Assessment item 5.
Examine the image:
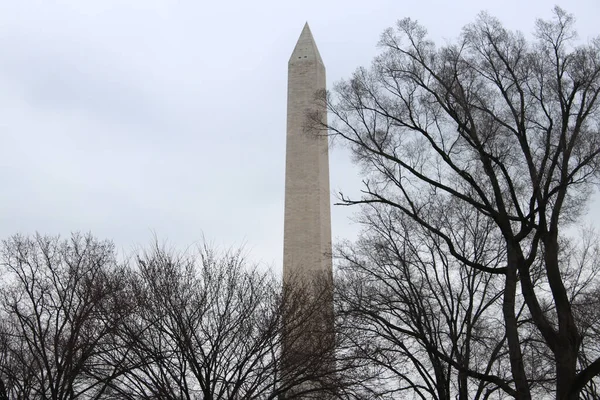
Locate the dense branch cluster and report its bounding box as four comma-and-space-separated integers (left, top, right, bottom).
0, 234, 349, 400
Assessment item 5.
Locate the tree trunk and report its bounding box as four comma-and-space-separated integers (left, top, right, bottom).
556, 351, 578, 400
544, 232, 582, 400
505, 247, 531, 400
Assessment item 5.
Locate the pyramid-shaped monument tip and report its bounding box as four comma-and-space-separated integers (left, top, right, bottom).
289, 22, 324, 66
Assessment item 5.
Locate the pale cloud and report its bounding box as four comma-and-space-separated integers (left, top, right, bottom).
0, 0, 598, 266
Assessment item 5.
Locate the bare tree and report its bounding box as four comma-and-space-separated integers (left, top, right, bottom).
336, 201, 515, 400
111, 243, 344, 400
0, 233, 130, 400
318, 7, 600, 400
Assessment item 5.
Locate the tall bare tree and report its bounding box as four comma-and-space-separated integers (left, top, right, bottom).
318, 7, 600, 400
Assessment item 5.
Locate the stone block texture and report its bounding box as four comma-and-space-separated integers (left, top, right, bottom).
283, 23, 332, 284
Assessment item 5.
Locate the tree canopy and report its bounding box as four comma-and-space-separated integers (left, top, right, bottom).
320, 7, 600, 400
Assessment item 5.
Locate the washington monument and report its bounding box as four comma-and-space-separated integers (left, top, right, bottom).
283, 23, 332, 286
282, 23, 334, 395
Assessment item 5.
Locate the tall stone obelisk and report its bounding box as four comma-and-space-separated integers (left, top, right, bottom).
283, 23, 332, 284
282, 23, 334, 397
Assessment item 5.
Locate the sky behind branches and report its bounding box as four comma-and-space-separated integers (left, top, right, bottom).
1, 0, 598, 267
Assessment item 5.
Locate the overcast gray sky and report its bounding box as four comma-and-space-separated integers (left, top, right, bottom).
1, 0, 598, 267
